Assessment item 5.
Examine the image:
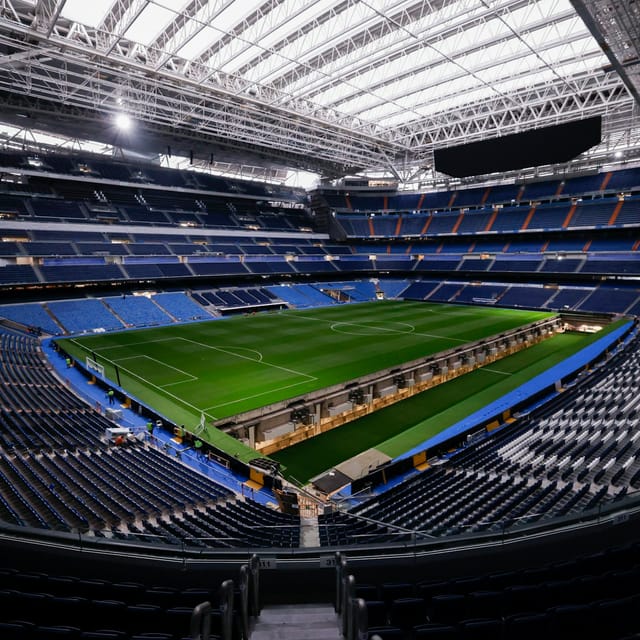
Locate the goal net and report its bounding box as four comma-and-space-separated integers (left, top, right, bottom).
86, 357, 105, 380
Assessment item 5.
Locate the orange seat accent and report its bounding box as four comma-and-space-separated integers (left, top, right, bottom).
521, 205, 537, 230
608, 199, 624, 226
451, 211, 465, 234
562, 203, 577, 228
485, 208, 499, 232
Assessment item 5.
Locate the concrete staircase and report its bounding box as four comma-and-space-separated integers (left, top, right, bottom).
299, 514, 321, 547
250, 603, 342, 640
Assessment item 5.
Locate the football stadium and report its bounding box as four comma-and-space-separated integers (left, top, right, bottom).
0, 1, 639, 639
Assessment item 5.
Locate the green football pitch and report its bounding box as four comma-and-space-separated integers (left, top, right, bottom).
57, 300, 554, 466
271, 325, 623, 483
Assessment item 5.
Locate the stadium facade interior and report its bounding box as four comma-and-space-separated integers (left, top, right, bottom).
0, 1, 640, 639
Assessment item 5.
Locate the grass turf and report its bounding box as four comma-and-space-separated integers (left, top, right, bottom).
57, 300, 553, 463
270, 320, 626, 483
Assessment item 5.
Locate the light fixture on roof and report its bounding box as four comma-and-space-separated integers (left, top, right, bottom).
114, 113, 132, 131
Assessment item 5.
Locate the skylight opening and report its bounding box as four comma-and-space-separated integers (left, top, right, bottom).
294, 7, 524, 111
330, 60, 476, 117
310, 43, 440, 108
370, 83, 500, 129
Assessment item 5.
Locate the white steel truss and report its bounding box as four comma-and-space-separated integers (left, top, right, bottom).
0, 0, 637, 181
571, 0, 640, 105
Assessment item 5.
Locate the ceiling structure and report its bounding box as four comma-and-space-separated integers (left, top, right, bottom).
0, 0, 638, 187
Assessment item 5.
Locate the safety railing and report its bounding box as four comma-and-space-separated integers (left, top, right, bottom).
237, 553, 261, 639
190, 600, 212, 639
219, 578, 235, 640
336, 553, 370, 640
184, 554, 260, 640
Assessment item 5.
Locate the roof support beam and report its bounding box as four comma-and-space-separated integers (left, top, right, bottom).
0, 48, 41, 68
396, 74, 634, 150
31, 0, 66, 37
571, 0, 640, 107
97, 0, 148, 55
0, 0, 635, 181
150, 0, 235, 72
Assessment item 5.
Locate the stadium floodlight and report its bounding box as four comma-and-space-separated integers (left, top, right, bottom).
114, 113, 132, 131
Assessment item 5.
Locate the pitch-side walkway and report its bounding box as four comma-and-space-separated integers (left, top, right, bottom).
41, 337, 280, 507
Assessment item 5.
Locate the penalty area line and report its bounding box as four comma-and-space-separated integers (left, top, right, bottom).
203, 378, 317, 414
67, 339, 211, 425
177, 337, 316, 381
87, 337, 179, 352
115, 355, 198, 385
87, 354, 208, 422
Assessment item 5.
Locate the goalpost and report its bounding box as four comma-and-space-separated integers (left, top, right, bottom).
86, 357, 105, 381
195, 412, 207, 435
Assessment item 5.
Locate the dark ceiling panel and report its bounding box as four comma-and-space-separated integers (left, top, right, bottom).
434, 116, 602, 178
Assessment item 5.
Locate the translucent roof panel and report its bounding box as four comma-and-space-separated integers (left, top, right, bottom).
242, 0, 374, 84
60, 0, 115, 29
216, 0, 337, 75
176, 0, 262, 61
57, 0, 608, 136
277, 1, 490, 99
9, 0, 635, 177
175, 25, 219, 61
287, 0, 609, 132
124, 0, 192, 47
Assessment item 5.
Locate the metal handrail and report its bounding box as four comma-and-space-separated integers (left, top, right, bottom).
343, 575, 373, 640
249, 552, 261, 618
353, 597, 368, 640
238, 563, 250, 640
341, 573, 355, 638
335, 551, 346, 613
219, 578, 235, 640
237, 554, 261, 639
190, 600, 212, 640
2, 485, 639, 559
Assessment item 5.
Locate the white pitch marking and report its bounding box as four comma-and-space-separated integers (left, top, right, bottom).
88, 337, 179, 352
85, 352, 207, 418
291, 311, 469, 342
330, 321, 415, 335
203, 379, 316, 413
106, 355, 198, 387
176, 337, 316, 380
